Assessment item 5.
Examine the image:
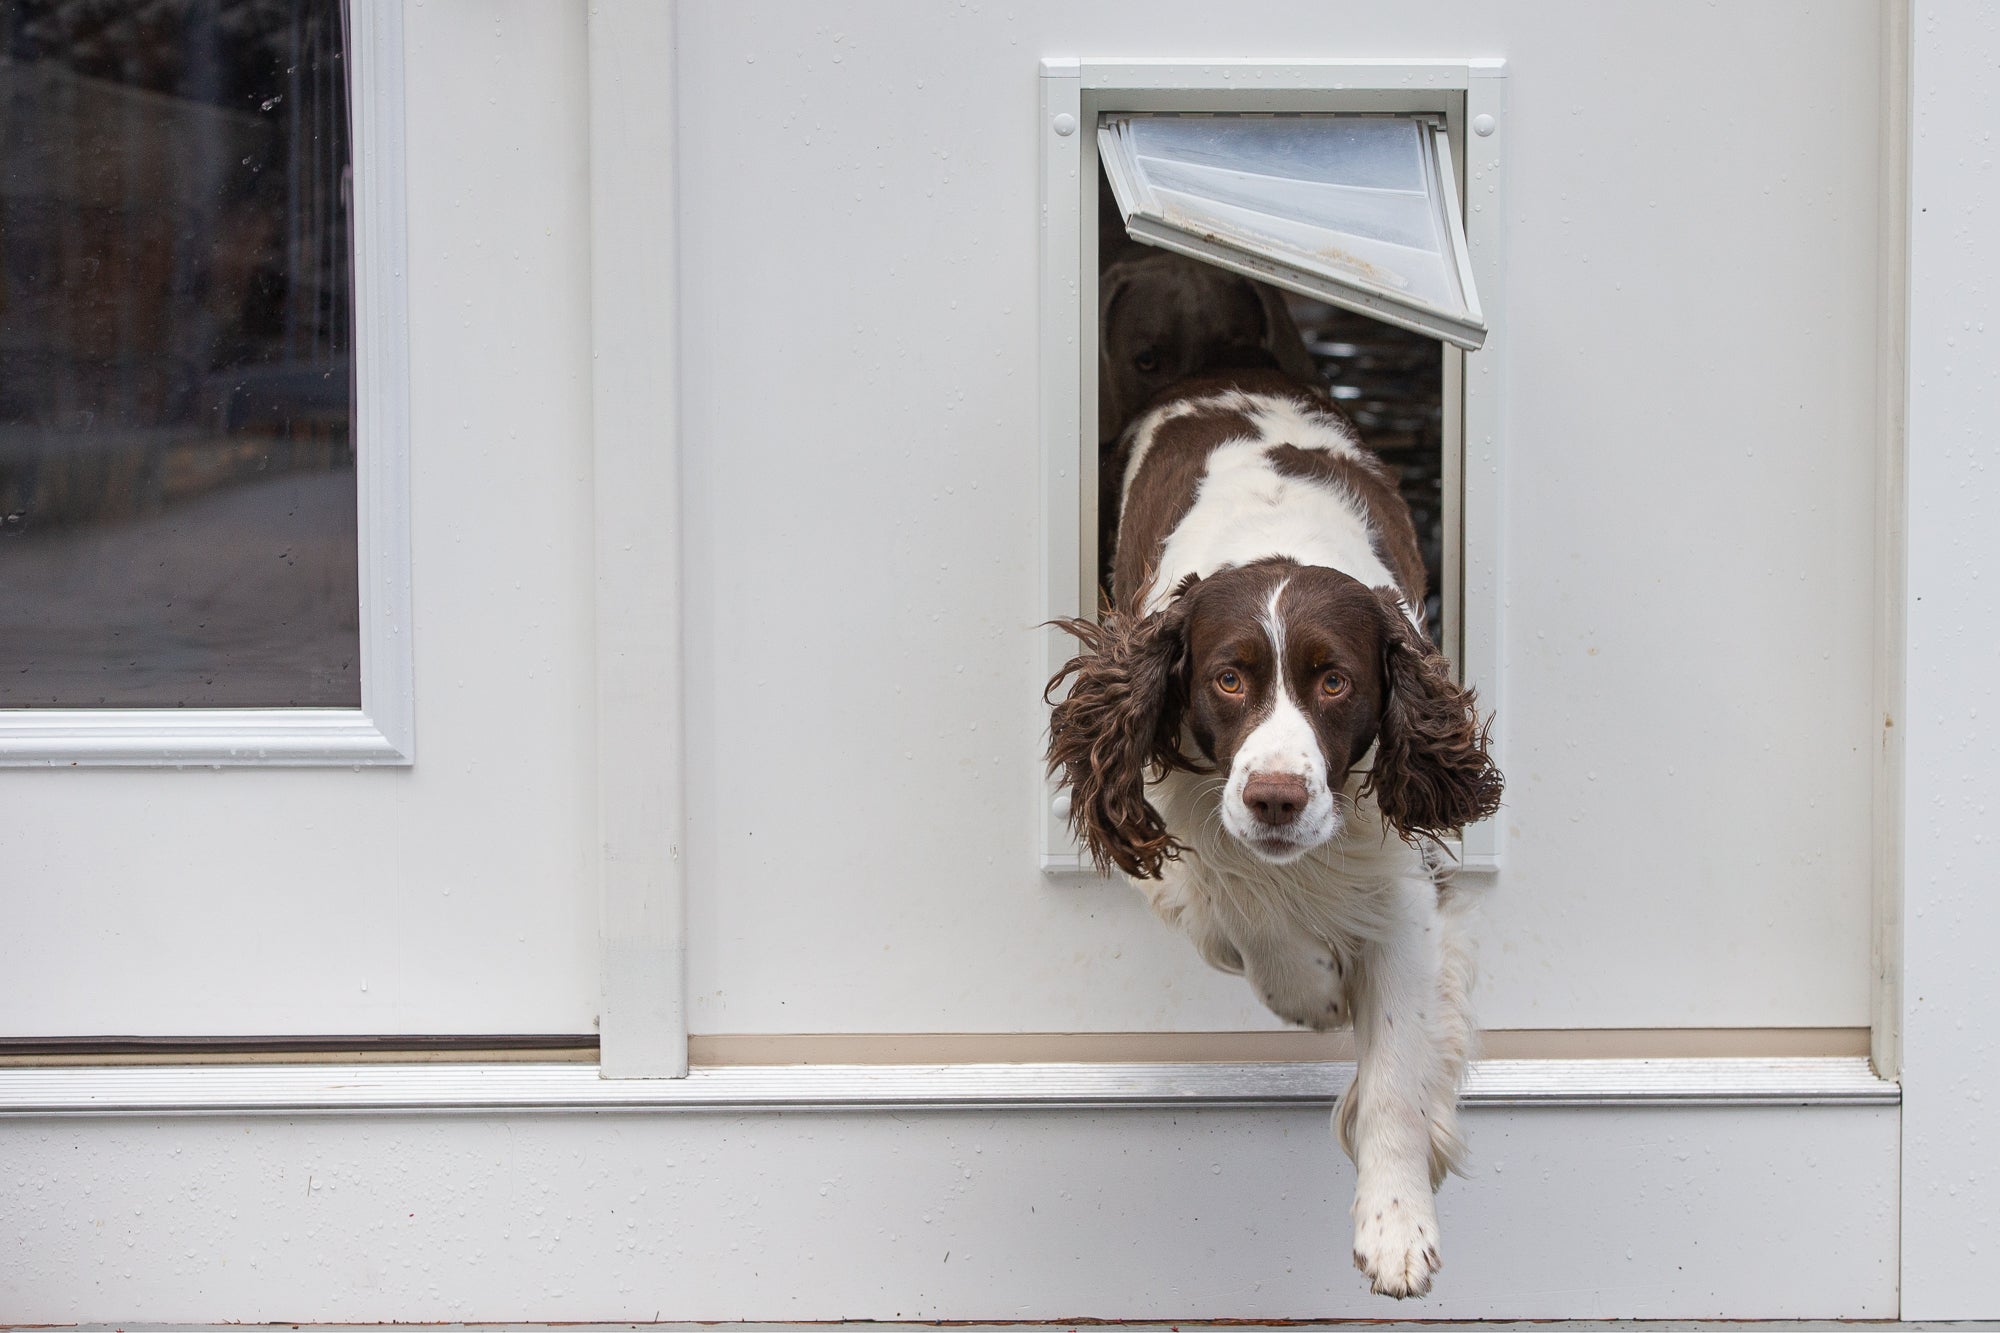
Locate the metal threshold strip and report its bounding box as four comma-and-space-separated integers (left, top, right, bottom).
0, 1056, 1895, 1116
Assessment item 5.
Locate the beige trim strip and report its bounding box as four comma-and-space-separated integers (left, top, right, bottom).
689, 1028, 1870, 1067
0, 1029, 1869, 1070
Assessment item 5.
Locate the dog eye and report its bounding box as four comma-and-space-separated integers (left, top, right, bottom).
1215, 669, 1244, 695
1134, 349, 1160, 373
1319, 672, 1347, 698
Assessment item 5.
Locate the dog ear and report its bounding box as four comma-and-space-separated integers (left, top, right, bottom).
1044, 588, 1198, 879
1362, 589, 1504, 841
1251, 281, 1323, 386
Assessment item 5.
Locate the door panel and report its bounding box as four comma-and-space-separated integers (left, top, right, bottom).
677, 0, 1884, 1036
0, 0, 601, 1038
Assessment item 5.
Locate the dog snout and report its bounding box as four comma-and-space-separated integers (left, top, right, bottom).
1242, 772, 1310, 827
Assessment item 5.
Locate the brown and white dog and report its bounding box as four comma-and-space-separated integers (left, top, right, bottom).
1047, 368, 1502, 1299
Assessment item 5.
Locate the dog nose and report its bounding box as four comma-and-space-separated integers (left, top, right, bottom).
1242, 772, 1310, 827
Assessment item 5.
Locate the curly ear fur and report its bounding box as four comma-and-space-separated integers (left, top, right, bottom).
1044, 596, 1196, 879
1362, 592, 1504, 840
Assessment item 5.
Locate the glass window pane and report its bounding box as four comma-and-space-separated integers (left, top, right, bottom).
1100, 113, 1485, 349
0, 0, 359, 708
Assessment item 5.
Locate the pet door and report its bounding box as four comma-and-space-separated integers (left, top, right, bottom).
1098, 113, 1487, 349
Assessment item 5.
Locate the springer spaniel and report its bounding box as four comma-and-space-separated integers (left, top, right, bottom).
1046, 368, 1502, 1299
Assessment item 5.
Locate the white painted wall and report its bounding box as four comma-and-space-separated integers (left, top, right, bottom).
0, 0, 602, 1036
677, 0, 1886, 1035
0, 1103, 1896, 1322
1901, 1, 2000, 1319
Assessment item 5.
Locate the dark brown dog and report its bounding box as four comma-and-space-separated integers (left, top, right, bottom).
1098, 248, 1321, 448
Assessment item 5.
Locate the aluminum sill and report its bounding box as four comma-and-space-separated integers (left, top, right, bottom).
0, 1056, 1895, 1117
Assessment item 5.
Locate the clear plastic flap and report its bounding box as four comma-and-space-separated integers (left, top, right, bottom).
1099, 113, 1486, 349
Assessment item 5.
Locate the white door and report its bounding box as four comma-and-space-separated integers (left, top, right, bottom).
0, 0, 603, 1041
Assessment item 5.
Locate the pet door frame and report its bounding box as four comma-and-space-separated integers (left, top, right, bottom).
1038, 58, 1509, 875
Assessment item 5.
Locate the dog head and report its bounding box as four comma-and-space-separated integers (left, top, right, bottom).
1046, 560, 1501, 878
1098, 250, 1321, 445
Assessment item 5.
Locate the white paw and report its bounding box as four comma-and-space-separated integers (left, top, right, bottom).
1351, 1194, 1440, 1299
1263, 987, 1347, 1031
1249, 950, 1348, 1030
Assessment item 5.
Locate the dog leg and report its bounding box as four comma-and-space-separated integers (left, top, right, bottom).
1341, 875, 1458, 1299
1236, 926, 1349, 1031
1134, 857, 1245, 975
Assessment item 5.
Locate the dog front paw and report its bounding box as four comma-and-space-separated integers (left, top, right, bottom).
1249, 951, 1348, 1030
1264, 989, 1347, 1031
1351, 1195, 1440, 1299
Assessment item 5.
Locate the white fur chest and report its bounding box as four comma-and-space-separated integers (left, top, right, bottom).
1148, 765, 1425, 955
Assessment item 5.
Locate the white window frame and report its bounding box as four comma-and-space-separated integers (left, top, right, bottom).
1038, 59, 1509, 875
0, 0, 416, 769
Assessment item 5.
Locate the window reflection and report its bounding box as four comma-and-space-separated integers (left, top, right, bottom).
0, 0, 358, 707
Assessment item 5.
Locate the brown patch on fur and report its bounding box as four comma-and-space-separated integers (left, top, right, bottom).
1044, 588, 1201, 879
1264, 443, 1429, 614
1361, 587, 1504, 839
1107, 370, 1375, 612
1107, 402, 1255, 611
